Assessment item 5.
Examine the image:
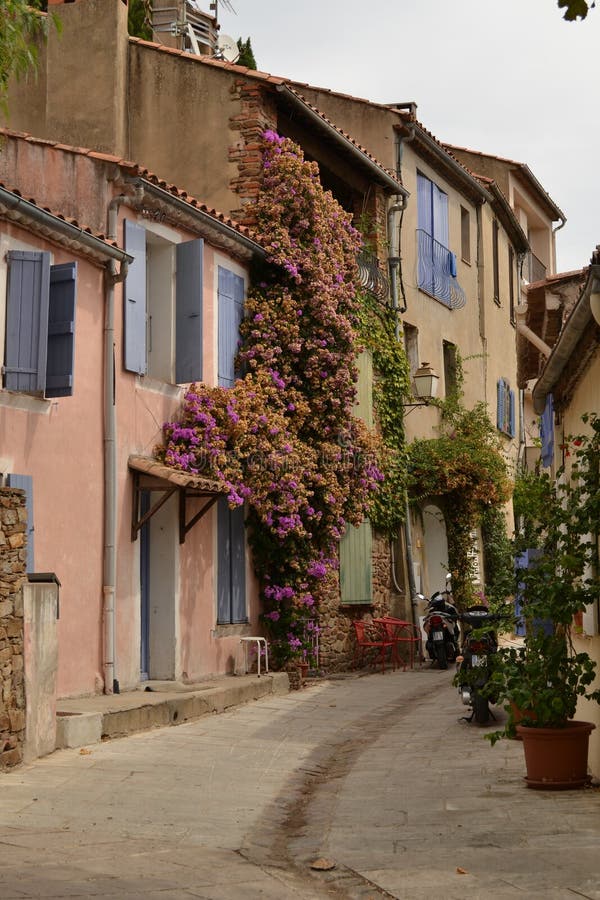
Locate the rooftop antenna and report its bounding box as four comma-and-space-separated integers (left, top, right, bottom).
209, 0, 237, 22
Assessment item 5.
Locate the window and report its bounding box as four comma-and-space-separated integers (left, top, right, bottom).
339, 520, 373, 605
497, 378, 515, 437
3, 251, 76, 397
460, 206, 470, 264
6, 474, 34, 572
217, 265, 245, 386
217, 498, 247, 624
508, 246, 515, 325
403, 323, 419, 380
443, 340, 458, 398
123, 220, 204, 383
416, 173, 458, 307
492, 219, 500, 304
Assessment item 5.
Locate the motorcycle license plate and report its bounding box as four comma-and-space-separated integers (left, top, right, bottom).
433, 630, 443, 641
471, 654, 483, 666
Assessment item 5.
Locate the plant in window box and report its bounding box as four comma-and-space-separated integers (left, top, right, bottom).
486, 414, 600, 789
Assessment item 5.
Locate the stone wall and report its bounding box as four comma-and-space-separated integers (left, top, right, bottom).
0, 488, 27, 768
319, 532, 398, 672
228, 79, 278, 226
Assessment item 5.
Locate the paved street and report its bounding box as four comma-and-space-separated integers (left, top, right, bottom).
1, 667, 599, 899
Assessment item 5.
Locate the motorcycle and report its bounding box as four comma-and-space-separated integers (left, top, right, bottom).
456, 605, 499, 724
421, 583, 460, 670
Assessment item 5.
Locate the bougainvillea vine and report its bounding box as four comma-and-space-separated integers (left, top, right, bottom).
160, 132, 383, 666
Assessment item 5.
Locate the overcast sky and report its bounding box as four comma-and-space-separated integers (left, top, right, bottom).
216, 0, 598, 274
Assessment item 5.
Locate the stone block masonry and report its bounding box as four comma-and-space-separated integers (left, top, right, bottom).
0, 488, 27, 768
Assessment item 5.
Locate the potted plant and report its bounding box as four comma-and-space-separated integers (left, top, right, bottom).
487, 414, 600, 789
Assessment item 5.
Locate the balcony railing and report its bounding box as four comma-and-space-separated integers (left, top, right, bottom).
417, 230, 466, 310
356, 250, 390, 303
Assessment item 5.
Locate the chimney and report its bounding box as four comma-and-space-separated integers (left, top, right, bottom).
151, 1, 218, 55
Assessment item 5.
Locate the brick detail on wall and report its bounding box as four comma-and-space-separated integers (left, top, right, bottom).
318, 531, 395, 672
0, 488, 27, 769
228, 79, 278, 226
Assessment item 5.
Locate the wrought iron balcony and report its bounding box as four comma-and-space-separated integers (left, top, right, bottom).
356, 250, 390, 303
417, 230, 466, 310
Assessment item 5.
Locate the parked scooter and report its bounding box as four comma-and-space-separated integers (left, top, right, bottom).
456, 605, 499, 724
421, 578, 460, 670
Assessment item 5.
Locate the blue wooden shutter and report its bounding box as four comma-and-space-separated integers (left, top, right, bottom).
497, 378, 505, 431
217, 497, 231, 624
46, 262, 77, 397
417, 174, 432, 234
5, 251, 50, 393
230, 504, 247, 623
509, 389, 515, 438
217, 498, 247, 624
123, 220, 147, 375
176, 238, 203, 384
432, 183, 449, 249
7, 474, 34, 572
218, 266, 245, 387
340, 520, 373, 605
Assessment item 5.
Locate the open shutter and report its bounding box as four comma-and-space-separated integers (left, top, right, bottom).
123, 220, 147, 375
417, 174, 432, 234
230, 504, 247, 623
7, 474, 34, 572
497, 378, 505, 431
509, 389, 516, 438
354, 350, 374, 428
340, 520, 373, 605
176, 238, 203, 383
432, 183, 449, 249
5, 251, 50, 393
46, 262, 77, 397
218, 266, 245, 387
217, 497, 232, 624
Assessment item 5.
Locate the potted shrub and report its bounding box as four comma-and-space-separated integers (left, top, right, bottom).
487, 414, 600, 789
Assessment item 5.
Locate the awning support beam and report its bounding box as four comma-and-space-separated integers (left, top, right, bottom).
179, 491, 220, 544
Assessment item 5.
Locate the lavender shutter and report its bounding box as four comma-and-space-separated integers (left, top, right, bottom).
217, 498, 247, 624
176, 239, 203, 383
218, 266, 245, 387
230, 503, 247, 623
432, 183, 449, 248
217, 497, 232, 623
497, 378, 505, 431
509, 389, 516, 438
417, 174, 432, 233
46, 262, 77, 397
123, 220, 147, 375
7, 474, 34, 572
5, 251, 50, 393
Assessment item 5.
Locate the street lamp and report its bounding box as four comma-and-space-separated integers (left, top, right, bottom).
403, 362, 439, 413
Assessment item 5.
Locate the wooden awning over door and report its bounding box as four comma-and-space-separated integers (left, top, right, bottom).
128, 455, 225, 544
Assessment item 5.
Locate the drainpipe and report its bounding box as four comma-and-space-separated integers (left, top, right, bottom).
103, 191, 137, 694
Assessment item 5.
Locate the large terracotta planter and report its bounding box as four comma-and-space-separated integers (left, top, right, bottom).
516, 720, 596, 790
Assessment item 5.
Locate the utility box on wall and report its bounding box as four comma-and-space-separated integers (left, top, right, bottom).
23, 574, 60, 762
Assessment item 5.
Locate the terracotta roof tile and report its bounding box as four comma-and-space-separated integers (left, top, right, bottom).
0, 179, 116, 248
0, 128, 262, 246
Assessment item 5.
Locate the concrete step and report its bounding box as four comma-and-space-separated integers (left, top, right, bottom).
56, 673, 290, 750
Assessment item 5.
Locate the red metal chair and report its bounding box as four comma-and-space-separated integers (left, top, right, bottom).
352, 620, 396, 673
376, 617, 423, 670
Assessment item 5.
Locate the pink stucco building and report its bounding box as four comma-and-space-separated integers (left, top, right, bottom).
0, 131, 265, 697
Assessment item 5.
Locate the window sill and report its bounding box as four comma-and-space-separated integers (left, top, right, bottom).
213, 623, 252, 637
135, 376, 185, 399
0, 390, 51, 415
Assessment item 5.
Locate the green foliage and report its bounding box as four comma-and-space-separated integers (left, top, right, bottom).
558, 0, 594, 20
237, 36, 257, 69
0, 0, 59, 117
128, 0, 152, 40
481, 506, 514, 612
488, 413, 600, 742
408, 376, 511, 608
356, 293, 410, 536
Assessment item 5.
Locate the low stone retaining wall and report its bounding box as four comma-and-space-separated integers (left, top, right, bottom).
0, 488, 27, 768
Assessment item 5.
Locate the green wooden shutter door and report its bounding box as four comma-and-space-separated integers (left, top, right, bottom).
354, 351, 373, 428
340, 520, 373, 605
